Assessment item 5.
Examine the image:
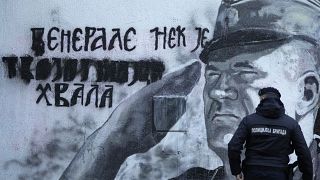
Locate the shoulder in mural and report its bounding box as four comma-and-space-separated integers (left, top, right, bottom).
1, 0, 320, 180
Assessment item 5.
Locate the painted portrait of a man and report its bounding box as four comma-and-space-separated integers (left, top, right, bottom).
201, 0, 320, 179
60, 0, 320, 179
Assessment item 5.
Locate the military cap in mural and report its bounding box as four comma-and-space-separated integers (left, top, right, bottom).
200, 0, 320, 63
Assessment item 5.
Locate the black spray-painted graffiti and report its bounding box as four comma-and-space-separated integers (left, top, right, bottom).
2, 57, 165, 108
1, 26, 170, 108
1, 26, 212, 108
31, 26, 210, 55
2, 57, 165, 84
36, 83, 113, 108
1, 25, 210, 109
150, 26, 209, 51
31, 27, 137, 55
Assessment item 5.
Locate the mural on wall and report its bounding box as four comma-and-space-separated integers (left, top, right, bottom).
1, 0, 320, 180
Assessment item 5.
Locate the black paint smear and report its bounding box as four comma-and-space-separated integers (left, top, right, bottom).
79, 59, 91, 82
84, 27, 96, 51
36, 58, 51, 80
72, 28, 83, 51
61, 30, 71, 53
70, 83, 84, 106
99, 85, 113, 108
36, 83, 52, 106
115, 61, 129, 84
52, 58, 62, 82
91, 28, 106, 51
128, 61, 150, 85
85, 85, 99, 107
150, 27, 166, 50
2, 57, 165, 86
35, 83, 114, 108
124, 27, 136, 51
63, 59, 78, 82
80, 59, 105, 82
150, 26, 186, 50
20, 56, 34, 82
2, 56, 18, 78
31, 28, 45, 56
108, 28, 122, 50
47, 27, 59, 51
149, 61, 165, 83
55, 83, 69, 107
103, 60, 117, 82
128, 60, 165, 86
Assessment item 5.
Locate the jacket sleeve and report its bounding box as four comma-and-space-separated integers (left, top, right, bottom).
291, 123, 313, 180
228, 118, 248, 175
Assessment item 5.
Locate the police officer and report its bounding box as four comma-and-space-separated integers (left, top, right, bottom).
228, 87, 313, 180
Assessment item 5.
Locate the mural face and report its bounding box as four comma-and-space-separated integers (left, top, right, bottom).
203, 39, 320, 178
199, 0, 320, 177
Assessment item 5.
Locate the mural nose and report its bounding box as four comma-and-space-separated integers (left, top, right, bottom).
208, 73, 238, 100
209, 88, 238, 100
225, 88, 238, 100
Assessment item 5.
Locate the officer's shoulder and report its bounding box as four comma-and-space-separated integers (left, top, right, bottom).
245, 113, 259, 119
282, 114, 299, 128
282, 114, 297, 122
242, 113, 257, 122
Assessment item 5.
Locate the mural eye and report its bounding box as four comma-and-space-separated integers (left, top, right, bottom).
205, 70, 221, 82
238, 71, 258, 81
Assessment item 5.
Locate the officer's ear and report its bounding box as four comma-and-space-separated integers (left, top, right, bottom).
296, 72, 320, 116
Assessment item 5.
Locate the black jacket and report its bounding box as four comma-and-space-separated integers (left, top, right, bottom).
228, 97, 313, 180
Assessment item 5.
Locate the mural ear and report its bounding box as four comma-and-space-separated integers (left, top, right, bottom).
296, 72, 320, 116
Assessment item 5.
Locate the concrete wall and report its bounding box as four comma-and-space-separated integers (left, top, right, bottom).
0, 0, 319, 179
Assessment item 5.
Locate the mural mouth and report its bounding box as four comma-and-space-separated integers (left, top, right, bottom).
207, 114, 240, 149
206, 101, 242, 124
209, 113, 241, 135
211, 113, 240, 122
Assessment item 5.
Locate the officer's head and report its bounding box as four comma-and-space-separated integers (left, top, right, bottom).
200, 0, 320, 157
258, 87, 281, 100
